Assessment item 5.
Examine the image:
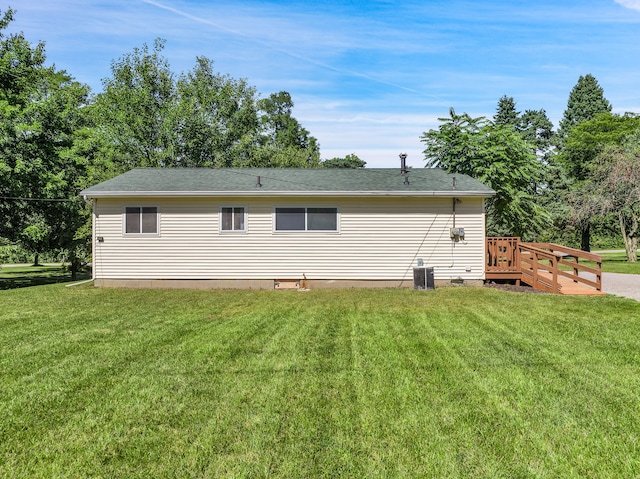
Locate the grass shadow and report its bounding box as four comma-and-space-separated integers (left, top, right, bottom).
0, 265, 91, 290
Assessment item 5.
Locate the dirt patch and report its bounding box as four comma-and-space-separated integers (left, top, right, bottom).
483, 281, 548, 294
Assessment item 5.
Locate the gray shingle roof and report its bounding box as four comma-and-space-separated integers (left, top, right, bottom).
81, 168, 495, 197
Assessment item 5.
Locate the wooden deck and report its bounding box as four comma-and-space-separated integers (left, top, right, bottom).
486, 237, 604, 295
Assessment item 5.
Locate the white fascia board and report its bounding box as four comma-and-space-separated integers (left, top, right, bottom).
83, 190, 495, 198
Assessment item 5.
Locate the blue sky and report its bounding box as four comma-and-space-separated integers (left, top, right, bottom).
9, 0, 640, 167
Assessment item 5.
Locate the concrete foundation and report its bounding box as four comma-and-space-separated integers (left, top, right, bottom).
94, 278, 484, 290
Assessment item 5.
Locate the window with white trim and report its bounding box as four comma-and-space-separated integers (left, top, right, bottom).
220, 206, 246, 232
124, 206, 158, 234
274, 207, 338, 231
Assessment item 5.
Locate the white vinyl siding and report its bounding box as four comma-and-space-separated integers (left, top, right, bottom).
93, 196, 487, 282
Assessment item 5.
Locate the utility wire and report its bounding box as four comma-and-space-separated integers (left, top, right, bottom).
0, 196, 82, 202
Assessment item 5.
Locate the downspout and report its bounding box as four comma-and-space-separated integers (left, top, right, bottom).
452, 197, 456, 228
92, 197, 96, 281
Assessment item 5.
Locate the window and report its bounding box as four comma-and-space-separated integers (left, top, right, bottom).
274, 207, 338, 231
124, 207, 158, 234
220, 207, 246, 232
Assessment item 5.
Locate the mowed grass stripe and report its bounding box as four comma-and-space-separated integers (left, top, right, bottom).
421, 291, 640, 477
1, 285, 639, 477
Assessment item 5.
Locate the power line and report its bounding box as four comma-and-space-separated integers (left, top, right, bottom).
0, 196, 82, 202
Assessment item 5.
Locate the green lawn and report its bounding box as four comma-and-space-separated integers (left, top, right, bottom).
596, 252, 640, 274
0, 265, 91, 289
1, 285, 639, 478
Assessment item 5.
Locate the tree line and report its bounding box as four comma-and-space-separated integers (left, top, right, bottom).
0, 8, 363, 274
421, 76, 640, 262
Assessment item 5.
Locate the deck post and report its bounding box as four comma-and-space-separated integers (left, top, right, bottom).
551, 255, 559, 293
515, 241, 521, 286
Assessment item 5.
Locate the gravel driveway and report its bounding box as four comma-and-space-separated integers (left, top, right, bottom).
602, 272, 640, 302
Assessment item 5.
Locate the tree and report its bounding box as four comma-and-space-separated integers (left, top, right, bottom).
518, 109, 554, 158
557, 74, 613, 251
587, 130, 640, 261
321, 154, 366, 168
0, 8, 91, 276
257, 91, 320, 167
421, 108, 549, 239
493, 97, 554, 158
90, 42, 320, 172
559, 112, 640, 251
92, 38, 178, 172
176, 56, 259, 167
558, 74, 612, 140
494, 95, 519, 127
560, 113, 640, 180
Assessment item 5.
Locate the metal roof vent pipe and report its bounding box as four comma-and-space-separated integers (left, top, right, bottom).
399, 152, 408, 175
256, 176, 263, 187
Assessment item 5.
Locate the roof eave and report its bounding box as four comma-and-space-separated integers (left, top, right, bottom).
81, 190, 496, 198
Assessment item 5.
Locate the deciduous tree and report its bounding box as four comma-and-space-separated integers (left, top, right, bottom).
0, 8, 91, 276
176, 56, 259, 167
587, 130, 640, 261
257, 91, 320, 167
421, 108, 549, 239
92, 38, 178, 171
321, 154, 366, 168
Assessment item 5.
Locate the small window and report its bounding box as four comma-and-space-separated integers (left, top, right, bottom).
221, 207, 246, 232
125, 207, 158, 234
274, 207, 338, 232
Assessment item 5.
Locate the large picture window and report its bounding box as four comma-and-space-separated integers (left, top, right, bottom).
124, 206, 158, 234
274, 207, 338, 231
220, 206, 246, 232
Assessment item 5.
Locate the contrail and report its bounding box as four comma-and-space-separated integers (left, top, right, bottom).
142, 0, 440, 99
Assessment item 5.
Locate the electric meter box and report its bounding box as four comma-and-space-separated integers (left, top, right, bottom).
450, 227, 465, 240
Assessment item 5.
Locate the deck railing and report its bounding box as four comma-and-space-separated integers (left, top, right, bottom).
520, 242, 602, 293
486, 237, 602, 294
486, 237, 521, 273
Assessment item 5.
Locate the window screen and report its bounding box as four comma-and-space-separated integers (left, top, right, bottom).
275, 207, 337, 231
221, 207, 246, 231
125, 207, 158, 234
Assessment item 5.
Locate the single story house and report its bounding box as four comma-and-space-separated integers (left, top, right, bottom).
80, 167, 495, 289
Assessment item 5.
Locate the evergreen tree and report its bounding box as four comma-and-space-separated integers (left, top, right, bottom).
494, 95, 519, 127
558, 74, 611, 140
518, 109, 554, 158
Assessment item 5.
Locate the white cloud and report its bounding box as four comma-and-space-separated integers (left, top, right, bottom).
614, 0, 640, 11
